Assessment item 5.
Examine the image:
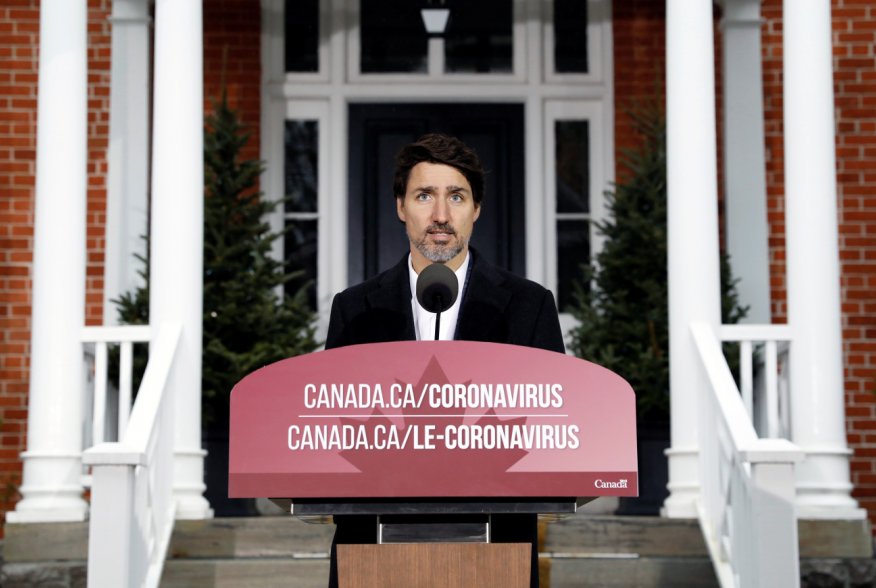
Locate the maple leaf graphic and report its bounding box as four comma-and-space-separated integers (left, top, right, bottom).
336, 355, 529, 493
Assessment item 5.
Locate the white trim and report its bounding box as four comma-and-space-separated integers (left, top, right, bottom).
274, 82, 612, 100
103, 0, 151, 325
722, 0, 771, 323
262, 0, 285, 85
524, 0, 545, 285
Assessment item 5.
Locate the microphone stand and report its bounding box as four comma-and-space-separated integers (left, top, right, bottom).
434, 295, 443, 340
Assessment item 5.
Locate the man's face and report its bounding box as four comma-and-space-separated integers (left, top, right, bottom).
397, 162, 481, 272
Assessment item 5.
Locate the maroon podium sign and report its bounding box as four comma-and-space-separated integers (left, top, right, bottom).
229, 342, 637, 499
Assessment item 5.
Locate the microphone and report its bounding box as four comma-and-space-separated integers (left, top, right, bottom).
416, 263, 459, 340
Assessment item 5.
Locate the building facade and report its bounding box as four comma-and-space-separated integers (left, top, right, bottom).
1, 0, 875, 535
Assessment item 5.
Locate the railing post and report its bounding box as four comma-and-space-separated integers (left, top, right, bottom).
748, 460, 800, 587
87, 463, 136, 587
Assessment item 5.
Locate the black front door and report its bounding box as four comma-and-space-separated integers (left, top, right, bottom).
348, 103, 525, 283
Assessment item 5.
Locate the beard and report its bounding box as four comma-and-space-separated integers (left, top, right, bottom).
410, 222, 468, 263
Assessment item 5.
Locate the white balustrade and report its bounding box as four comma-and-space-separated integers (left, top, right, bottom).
692, 322, 802, 588
83, 322, 180, 588
81, 325, 151, 450
719, 324, 792, 439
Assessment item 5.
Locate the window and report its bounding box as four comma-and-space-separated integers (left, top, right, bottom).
545, 101, 607, 316
284, 120, 319, 309
350, 0, 525, 79
545, 0, 607, 82
555, 120, 590, 311
360, 0, 428, 73
444, 0, 513, 74
553, 0, 588, 73
285, 0, 320, 73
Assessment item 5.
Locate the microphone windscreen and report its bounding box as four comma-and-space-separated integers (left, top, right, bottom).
416, 263, 459, 313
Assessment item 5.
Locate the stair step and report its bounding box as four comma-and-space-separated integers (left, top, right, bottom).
162, 558, 329, 588
167, 516, 333, 559
542, 515, 709, 557
2, 515, 871, 587
545, 557, 718, 588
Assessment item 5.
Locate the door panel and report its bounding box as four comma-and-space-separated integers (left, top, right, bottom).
348, 103, 525, 283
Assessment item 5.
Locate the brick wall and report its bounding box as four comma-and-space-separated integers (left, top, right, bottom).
612, 0, 666, 176
761, 1, 788, 323
203, 0, 262, 164
0, 0, 39, 536
86, 0, 111, 326
831, 0, 876, 526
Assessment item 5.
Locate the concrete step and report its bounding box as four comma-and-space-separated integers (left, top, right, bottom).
160, 515, 721, 588
162, 516, 333, 587
540, 515, 716, 587
1, 514, 872, 587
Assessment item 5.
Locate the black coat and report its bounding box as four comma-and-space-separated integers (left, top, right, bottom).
326, 249, 565, 353
325, 250, 563, 588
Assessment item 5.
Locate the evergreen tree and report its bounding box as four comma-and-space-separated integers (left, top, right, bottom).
567, 102, 746, 422
114, 92, 318, 424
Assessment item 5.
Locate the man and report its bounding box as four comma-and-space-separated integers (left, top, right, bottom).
326, 133, 564, 587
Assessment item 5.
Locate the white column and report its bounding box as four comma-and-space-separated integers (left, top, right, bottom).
722, 0, 771, 324
9, 0, 89, 523
103, 0, 151, 325
151, 0, 212, 519
664, 0, 722, 518
783, 0, 864, 519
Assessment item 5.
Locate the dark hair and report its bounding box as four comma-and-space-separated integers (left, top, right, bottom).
393, 133, 485, 206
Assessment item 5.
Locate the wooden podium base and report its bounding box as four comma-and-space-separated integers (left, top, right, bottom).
337, 543, 530, 588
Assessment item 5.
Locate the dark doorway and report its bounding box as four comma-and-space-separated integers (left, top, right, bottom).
348, 103, 525, 283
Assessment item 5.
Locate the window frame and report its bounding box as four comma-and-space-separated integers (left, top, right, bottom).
544, 100, 608, 331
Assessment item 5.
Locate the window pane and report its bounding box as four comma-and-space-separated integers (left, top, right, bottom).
285, 121, 318, 214
361, 0, 428, 73
555, 120, 590, 214
557, 220, 590, 313
445, 0, 513, 74
285, 0, 319, 73
554, 0, 588, 73
285, 220, 318, 310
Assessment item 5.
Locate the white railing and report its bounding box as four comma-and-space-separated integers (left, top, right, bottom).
82, 322, 180, 588
719, 324, 792, 440
691, 322, 803, 588
82, 325, 152, 451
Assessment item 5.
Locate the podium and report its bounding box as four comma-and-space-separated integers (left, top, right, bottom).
229, 341, 638, 586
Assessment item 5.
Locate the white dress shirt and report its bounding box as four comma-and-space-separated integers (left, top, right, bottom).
408, 252, 470, 341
